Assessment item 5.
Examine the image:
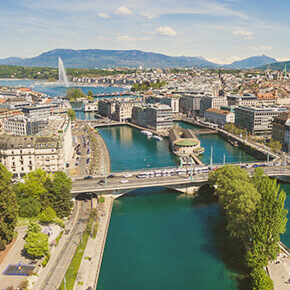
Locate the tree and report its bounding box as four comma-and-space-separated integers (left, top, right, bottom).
24, 232, 49, 258
39, 207, 56, 223
0, 164, 18, 250
246, 169, 288, 268
250, 267, 273, 290
67, 108, 76, 121
66, 87, 85, 101
268, 139, 282, 153
28, 221, 42, 234
87, 90, 94, 100
18, 196, 42, 218
51, 171, 73, 218
16, 169, 48, 200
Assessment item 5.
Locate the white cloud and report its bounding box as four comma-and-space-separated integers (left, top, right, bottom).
116, 35, 150, 41
141, 12, 157, 19
156, 26, 177, 37
98, 12, 110, 18
250, 46, 272, 50
232, 30, 253, 40
115, 7, 134, 16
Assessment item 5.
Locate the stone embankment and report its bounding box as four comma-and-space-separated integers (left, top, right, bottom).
87, 125, 111, 175
74, 196, 114, 290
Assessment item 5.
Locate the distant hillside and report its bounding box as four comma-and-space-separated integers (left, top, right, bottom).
0, 49, 218, 69
224, 54, 277, 69
258, 61, 290, 70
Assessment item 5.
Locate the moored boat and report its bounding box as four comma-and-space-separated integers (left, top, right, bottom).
152, 135, 163, 141
141, 130, 153, 137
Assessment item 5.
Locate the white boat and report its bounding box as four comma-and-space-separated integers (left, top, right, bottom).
152, 135, 163, 141
140, 130, 153, 137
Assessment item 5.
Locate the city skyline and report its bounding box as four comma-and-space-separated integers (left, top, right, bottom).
0, 0, 289, 64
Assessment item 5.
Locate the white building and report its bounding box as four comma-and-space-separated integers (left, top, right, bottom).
235, 105, 287, 135
0, 135, 65, 178
205, 108, 235, 125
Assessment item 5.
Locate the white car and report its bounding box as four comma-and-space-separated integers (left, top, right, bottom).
120, 179, 129, 184
123, 173, 133, 178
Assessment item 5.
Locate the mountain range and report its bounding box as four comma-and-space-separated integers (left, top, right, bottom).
0, 49, 280, 69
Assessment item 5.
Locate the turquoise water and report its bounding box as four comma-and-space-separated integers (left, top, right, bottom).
98, 124, 256, 172
176, 121, 257, 165
98, 126, 177, 172
97, 189, 240, 290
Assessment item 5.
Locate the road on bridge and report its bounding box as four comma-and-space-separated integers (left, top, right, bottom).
71, 165, 290, 195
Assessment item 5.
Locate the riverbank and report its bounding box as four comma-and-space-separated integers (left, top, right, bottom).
74, 196, 114, 289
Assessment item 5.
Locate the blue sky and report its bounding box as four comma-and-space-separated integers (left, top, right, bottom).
0, 0, 289, 63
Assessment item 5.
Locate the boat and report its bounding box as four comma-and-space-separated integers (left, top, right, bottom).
140, 130, 153, 137
152, 135, 163, 141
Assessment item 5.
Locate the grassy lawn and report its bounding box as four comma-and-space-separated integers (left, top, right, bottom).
59, 210, 97, 290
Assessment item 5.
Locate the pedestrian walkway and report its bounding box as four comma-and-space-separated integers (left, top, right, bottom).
74, 196, 114, 290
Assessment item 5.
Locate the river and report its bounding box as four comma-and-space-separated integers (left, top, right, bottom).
96, 124, 267, 289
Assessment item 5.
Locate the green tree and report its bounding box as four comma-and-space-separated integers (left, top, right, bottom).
51, 171, 73, 218
87, 90, 94, 100
16, 169, 48, 200
66, 87, 85, 101
268, 139, 282, 153
67, 108, 76, 121
0, 164, 18, 250
246, 169, 288, 268
39, 207, 56, 223
18, 196, 42, 218
24, 232, 49, 258
28, 221, 42, 234
250, 267, 273, 290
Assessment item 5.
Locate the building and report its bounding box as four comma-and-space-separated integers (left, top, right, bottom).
115, 98, 142, 122
98, 99, 116, 118
199, 96, 228, 116
0, 135, 65, 178
235, 105, 287, 135
272, 111, 290, 148
3, 115, 49, 135
205, 108, 235, 125
147, 104, 173, 133
132, 106, 148, 128
22, 104, 57, 118
227, 94, 259, 106
168, 128, 203, 156
179, 95, 201, 115
0, 109, 24, 132
160, 96, 179, 113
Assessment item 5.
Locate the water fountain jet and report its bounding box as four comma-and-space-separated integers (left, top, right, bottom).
58, 57, 69, 87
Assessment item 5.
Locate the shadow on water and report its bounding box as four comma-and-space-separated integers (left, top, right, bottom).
193, 186, 251, 290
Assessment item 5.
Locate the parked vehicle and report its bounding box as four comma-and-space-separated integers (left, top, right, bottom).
124, 173, 133, 178
107, 174, 116, 178
120, 179, 129, 184
84, 175, 93, 180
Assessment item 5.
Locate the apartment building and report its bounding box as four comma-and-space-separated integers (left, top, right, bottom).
22, 104, 57, 118
205, 108, 235, 125
115, 98, 142, 122
132, 106, 148, 128
0, 135, 64, 178
0, 109, 24, 132
272, 111, 290, 148
235, 105, 287, 135
227, 94, 259, 106
199, 96, 228, 116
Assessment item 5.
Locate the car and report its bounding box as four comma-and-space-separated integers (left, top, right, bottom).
75, 162, 79, 166
120, 179, 129, 184
252, 164, 260, 168
107, 174, 116, 178
76, 156, 80, 160
71, 178, 75, 182
98, 179, 105, 184
123, 173, 133, 178
84, 175, 93, 180
86, 158, 90, 164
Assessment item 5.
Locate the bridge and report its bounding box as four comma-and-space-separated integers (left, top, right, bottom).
71, 165, 290, 198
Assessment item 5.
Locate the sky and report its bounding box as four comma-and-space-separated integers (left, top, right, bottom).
0, 0, 289, 64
